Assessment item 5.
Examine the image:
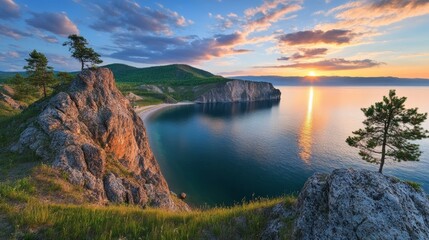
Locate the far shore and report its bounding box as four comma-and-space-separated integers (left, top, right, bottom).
136, 102, 195, 122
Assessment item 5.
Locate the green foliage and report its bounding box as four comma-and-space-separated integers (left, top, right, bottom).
23, 50, 57, 98
404, 180, 422, 192
56, 72, 74, 86
346, 89, 429, 173
63, 34, 103, 70
7, 74, 39, 101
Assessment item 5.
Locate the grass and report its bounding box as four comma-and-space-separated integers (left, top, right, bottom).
1, 190, 295, 239
0, 166, 297, 239
404, 180, 422, 192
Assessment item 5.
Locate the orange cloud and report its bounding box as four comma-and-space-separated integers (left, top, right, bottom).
255, 58, 384, 70
318, 0, 429, 31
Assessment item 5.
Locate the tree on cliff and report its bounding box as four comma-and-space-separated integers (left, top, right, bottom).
346, 90, 428, 173
24, 50, 55, 98
63, 34, 103, 70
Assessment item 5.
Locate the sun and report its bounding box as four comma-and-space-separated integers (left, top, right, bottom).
308, 71, 317, 77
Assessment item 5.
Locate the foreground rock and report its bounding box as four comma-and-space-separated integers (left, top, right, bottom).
11, 68, 187, 210
294, 168, 429, 239
195, 80, 281, 103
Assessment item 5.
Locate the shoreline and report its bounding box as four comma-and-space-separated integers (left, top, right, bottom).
136, 102, 195, 122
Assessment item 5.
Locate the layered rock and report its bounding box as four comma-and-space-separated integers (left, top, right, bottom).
195, 80, 281, 103
0, 92, 24, 110
294, 168, 429, 239
11, 68, 187, 210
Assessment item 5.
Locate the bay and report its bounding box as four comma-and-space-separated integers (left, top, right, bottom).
146, 87, 429, 207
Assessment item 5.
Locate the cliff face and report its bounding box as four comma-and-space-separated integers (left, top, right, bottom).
11, 68, 187, 210
294, 169, 429, 239
195, 80, 281, 103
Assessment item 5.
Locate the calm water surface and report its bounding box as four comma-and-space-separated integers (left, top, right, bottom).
146, 87, 429, 207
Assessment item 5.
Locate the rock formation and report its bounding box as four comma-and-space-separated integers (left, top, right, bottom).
294, 168, 429, 239
0, 92, 24, 110
11, 68, 187, 210
195, 80, 281, 103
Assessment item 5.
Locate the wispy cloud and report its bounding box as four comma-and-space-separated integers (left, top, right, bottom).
280, 48, 328, 60
319, 0, 429, 31
257, 58, 384, 70
279, 29, 356, 45
0, 0, 20, 20
26, 12, 79, 37
90, 0, 192, 34
0, 24, 31, 39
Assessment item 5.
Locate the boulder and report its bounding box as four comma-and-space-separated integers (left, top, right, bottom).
294, 168, 429, 240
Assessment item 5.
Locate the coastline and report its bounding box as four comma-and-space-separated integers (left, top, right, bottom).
136, 102, 195, 122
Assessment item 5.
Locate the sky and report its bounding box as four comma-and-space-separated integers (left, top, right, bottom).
0, 0, 428, 78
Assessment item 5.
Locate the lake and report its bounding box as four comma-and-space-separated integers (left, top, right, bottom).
145, 87, 429, 207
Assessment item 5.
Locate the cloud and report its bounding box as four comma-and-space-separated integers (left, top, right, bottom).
279, 29, 356, 45
214, 32, 245, 46
90, 0, 191, 34
213, 13, 242, 30
101, 0, 300, 64
109, 32, 250, 64
41, 35, 59, 43
0, 24, 31, 39
277, 56, 290, 61
319, 0, 429, 31
288, 48, 328, 60
0, 51, 20, 61
0, 0, 20, 20
244, 0, 302, 33
26, 12, 79, 37
257, 58, 384, 70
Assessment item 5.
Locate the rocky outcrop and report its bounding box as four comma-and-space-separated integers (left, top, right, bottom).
0, 92, 24, 110
294, 169, 429, 240
195, 80, 281, 103
11, 68, 187, 210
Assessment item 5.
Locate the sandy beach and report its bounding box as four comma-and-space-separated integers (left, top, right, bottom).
136, 102, 194, 122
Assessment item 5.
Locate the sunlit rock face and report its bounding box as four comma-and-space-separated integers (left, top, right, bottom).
11, 68, 188, 210
195, 80, 281, 103
294, 168, 429, 239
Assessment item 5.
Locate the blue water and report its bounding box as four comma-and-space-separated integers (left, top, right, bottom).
146, 87, 429, 207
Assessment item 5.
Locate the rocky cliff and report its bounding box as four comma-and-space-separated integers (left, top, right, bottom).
11, 68, 187, 210
294, 169, 429, 239
195, 80, 281, 103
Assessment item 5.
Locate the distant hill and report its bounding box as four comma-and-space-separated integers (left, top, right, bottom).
234, 76, 429, 86
0, 71, 22, 83
103, 63, 227, 86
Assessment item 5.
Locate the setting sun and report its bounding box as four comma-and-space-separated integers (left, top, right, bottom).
308, 71, 317, 77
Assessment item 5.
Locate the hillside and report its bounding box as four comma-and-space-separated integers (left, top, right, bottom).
104, 63, 226, 86
98, 64, 231, 105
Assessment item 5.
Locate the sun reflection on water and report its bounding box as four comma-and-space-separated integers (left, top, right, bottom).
298, 87, 314, 163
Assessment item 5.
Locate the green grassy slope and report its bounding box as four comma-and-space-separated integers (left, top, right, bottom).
102, 64, 230, 104
104, 63, 226, 86
0, 165, 296, 239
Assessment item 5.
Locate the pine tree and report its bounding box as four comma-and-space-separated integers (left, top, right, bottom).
23, 50, 55, 98
346, 90, 429, 173
63, 34, 103, 70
